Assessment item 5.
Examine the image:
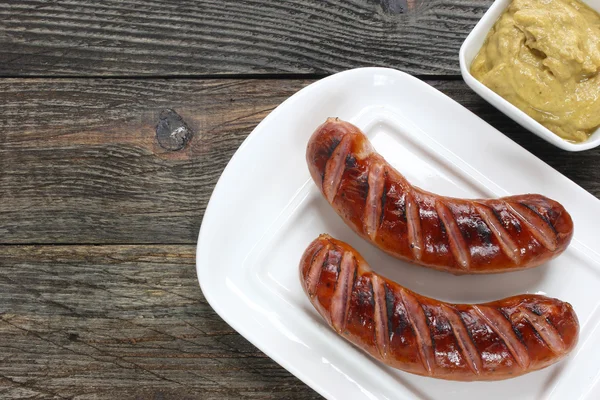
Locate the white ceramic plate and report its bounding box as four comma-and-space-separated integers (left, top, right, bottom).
197, 68, 600, 400
459, 0, 600, 152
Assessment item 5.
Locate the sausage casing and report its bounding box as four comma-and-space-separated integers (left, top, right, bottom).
306, 118, 574, 274
300, 235, 579, 381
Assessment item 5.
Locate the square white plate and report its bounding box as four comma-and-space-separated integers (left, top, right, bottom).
197, 67, 600, 400
459, 0, 600, 152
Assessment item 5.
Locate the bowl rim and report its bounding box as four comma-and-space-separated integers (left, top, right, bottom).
458, 0, 600, 152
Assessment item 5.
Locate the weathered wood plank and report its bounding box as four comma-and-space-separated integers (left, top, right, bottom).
0, 78, 312, 244
0, 0, 493, 77
1, 78, 599, 245
0, 244, 322, 399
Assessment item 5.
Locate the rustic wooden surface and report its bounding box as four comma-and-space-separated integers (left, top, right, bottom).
1, 1, 600, 399
0, 0, 493, 77
0, 245, 320, 399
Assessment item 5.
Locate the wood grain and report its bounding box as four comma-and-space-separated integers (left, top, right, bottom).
0, 78, 312, 244
1, 78, 599, 245
0, 0, 493, 77
0, 244, 321, 399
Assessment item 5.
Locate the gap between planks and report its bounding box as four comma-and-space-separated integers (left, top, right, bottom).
0, 73, 465, 80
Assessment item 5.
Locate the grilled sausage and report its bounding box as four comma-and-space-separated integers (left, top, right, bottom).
306, 118, 574, 274
300, 235, 579, 381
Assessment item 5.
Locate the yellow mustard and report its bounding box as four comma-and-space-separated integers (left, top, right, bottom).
471, 0, 600, 143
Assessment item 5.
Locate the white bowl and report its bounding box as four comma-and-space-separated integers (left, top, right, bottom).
459, 0, 600, 152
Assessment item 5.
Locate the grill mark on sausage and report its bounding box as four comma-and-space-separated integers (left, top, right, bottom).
498, 308, 532, 352
406, 193, 423, 261
380, 171, 388, 227
345, 154, 357, 169
323, 136, 351, 203
306, 245, 329, 297
545, 317, 554, 328
473, 306, 530, 369
513, 324, 526, 346
492, 206, 523, 235
497, 308, 528, 347
318, 138, 341, 183
367, 279, 375, 308
520, 202, 558, 234
330, 252, 356, 333
365, 163, 386, 241
384, 284, 395, 340
422, 306, 436, 350
400, 290, 435, 375
530, 325, 546, 346
357, 278, 375, 307
475, 219, 493, 245
507, 202, 558, 251
436, 201, 470, 270
372, 275, 389, 360
475, 203, 521, 264
514, 307, 566, 355
530, 304, 543, 316
326, 138, 341, 158
397, 194, 407, 222
441, 304, 483, 375
458, 310, 481, 350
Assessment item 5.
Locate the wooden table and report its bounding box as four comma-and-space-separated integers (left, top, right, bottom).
1, 1, 598, 398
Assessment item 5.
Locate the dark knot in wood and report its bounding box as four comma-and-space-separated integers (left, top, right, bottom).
378, 0, 413, 14
156, 109, 194, 151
